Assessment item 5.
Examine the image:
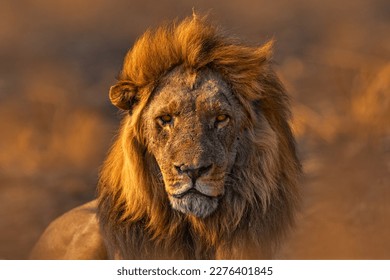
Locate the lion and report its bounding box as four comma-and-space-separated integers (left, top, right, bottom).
30, 15, 301, 260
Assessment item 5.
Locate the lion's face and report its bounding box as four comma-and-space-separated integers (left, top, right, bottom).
142, 67, 243, 218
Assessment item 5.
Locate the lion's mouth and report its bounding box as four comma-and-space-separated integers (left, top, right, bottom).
166, 179, 225, 218
168, 188, 221, 218
171, 188, 215, 199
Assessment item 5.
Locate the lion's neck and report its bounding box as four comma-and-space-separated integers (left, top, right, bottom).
105, 218, 216, 259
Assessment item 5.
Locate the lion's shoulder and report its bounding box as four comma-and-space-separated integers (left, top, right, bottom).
29, 200, 107, 259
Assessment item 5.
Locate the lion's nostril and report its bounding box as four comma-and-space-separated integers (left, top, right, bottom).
174, 165, 182, 174
174, 164, 213, 182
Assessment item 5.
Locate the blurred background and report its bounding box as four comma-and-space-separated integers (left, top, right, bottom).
0, 0, 389, 259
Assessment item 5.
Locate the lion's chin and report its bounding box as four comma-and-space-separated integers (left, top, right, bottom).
169, 193, 219, 219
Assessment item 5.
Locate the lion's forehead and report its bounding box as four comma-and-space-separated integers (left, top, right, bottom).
148, 68, 233, 116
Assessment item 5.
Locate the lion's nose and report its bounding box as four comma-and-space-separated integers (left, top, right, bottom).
174, 164, 212, 182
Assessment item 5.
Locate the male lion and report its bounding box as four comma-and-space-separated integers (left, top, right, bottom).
30, 15, 301, 259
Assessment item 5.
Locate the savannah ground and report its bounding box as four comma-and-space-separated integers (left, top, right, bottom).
0, 0, 389, 259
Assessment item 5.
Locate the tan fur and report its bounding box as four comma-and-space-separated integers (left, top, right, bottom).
30, 15, 301, 260
30, 201, 107, 259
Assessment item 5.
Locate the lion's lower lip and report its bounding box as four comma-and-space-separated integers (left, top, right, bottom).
172, 188, 211, 199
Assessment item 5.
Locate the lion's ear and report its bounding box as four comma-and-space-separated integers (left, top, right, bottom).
109, 81, 139, 111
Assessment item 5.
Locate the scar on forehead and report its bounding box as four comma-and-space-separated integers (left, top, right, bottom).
187, 71, 198, 90
196, 78, 233, 106
193, 71, 227, 91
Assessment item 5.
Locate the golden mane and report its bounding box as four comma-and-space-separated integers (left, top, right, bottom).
98, 15, 301, 259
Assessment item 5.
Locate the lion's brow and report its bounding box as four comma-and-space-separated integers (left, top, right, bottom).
196, 92, 232, 113
156, 99, 180, 115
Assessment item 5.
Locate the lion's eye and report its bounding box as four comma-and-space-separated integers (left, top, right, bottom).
215, 114, 230, 128
158, 114, 173, 125
216, 114, 229, 123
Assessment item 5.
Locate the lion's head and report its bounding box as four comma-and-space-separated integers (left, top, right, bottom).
98, 15, 301, 259
141, 67, 244, 218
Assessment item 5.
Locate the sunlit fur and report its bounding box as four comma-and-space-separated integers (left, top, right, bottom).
98, 15, 301, 259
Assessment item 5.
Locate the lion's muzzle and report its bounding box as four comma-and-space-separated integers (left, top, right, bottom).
169, 162, 225, 198
165, 163, 225, 218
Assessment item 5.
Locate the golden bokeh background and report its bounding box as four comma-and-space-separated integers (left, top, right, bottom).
0, 0, 389, 259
